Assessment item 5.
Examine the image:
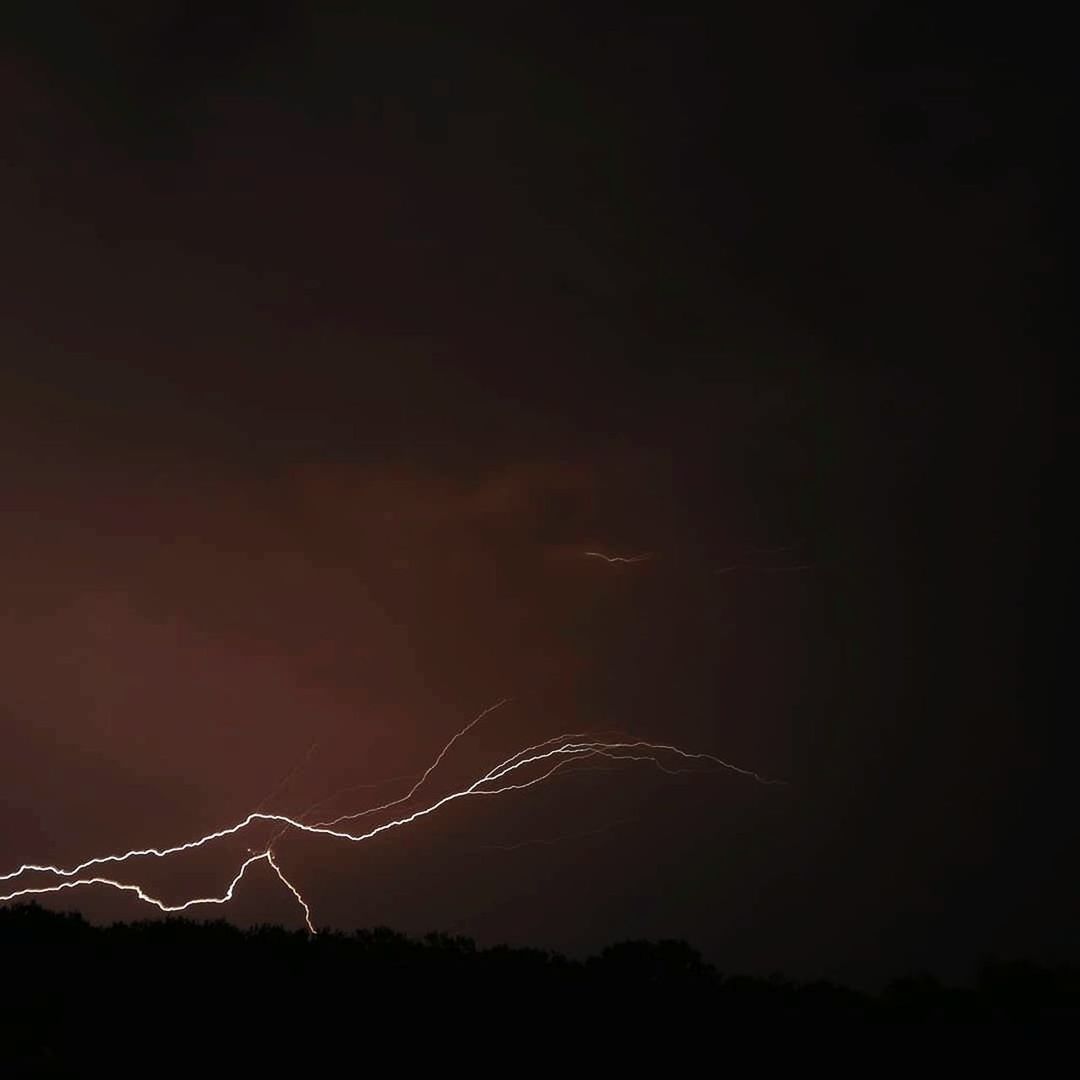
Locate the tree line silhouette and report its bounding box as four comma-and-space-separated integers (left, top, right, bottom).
3, 903, 1075, 1070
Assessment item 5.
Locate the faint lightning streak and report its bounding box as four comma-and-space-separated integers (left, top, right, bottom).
481, 729, 636, 780
292, 771, 423, 822
297, 712, 600, 830
584, 551, 652, 564
262, 769, 420, 856
314, 697, 512, 828
260, 698, 511, 854
565, 749, 717, 777
485, 739, 783, 787
254, 738, 320, 814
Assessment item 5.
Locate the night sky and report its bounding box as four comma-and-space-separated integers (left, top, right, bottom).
1, 4, 1068, 987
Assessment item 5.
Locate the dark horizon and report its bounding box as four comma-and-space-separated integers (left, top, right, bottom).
0, 3, 1068, 992
7, 898, 1078, 999
8, 902, 1077, 1071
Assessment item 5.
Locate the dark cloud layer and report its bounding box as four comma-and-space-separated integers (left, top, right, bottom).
0, 5, 1067, 984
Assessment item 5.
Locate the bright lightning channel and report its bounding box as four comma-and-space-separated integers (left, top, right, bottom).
1, 708, 782, 933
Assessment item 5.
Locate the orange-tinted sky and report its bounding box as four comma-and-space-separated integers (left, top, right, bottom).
0, 4, 1067, 984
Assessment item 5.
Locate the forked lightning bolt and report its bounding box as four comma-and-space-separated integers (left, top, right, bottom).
0, 850, 315, 934
1, 704, 782, 933
266, 850, 315, 934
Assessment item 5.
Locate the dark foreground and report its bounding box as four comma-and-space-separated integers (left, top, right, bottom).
3, 904, 1075, 1072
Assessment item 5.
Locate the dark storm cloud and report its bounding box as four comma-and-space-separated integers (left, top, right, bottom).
0, 5, 1068, 983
